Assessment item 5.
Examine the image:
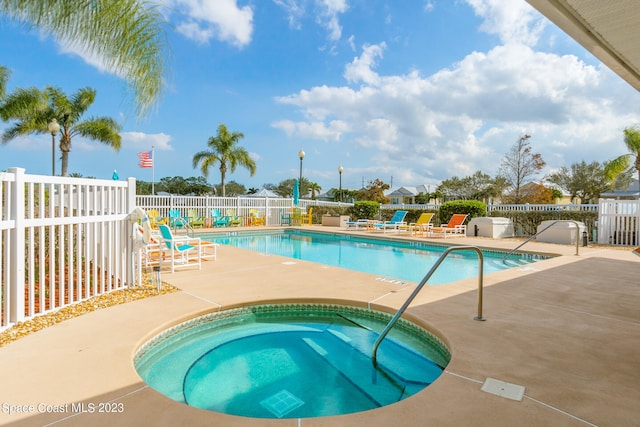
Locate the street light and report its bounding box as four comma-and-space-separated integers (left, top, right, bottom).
48, 119, 60, 176
298, 148, 304, 184
338, 165, 343, 202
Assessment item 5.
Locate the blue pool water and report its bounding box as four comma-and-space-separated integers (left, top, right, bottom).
202, 229, 545, 284
135, 304, 450, 418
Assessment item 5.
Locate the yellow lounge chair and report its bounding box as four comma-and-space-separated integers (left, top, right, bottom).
398, 212, 434, 236
301, 207, 313, 225
147, 209, 168, 229
249, 209, 266, 226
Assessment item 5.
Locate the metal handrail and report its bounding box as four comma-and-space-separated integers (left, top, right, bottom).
372, 246, 485, 367
502, 220, 581, 263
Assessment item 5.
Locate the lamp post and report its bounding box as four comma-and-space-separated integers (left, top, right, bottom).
48, 119, 60, 176
338, 165, 343, 202
298, 148, 304, 186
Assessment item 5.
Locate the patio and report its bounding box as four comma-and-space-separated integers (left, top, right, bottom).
0, 229, 638, 426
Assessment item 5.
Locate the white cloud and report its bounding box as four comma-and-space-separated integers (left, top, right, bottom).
275, 34, 640, 185
273, 0, 306, 29
344, 43, 386, 85
170, 0, 254, 47
316, 0, 348, 41
121, 132, 173, 151
465, 0, 546, 46
271, 119, 349, 140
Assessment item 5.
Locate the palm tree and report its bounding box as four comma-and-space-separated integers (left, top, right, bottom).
0, 65, 9, 100
192, 124, 257, 197
0, 0, 167, 117
605, 125, 640, 199
308, 182, 322, 200
0, 86, 121, 176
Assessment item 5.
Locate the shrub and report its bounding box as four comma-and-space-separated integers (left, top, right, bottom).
438, 200, 486, 224
350, 201, 380, 220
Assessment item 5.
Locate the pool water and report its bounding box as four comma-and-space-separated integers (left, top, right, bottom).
202, 229, 545, 284
135, 304, 450, 418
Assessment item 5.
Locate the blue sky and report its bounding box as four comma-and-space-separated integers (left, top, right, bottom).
2, 0, 640, 194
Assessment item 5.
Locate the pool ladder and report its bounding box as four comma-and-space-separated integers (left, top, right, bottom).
372, 246, 485, 367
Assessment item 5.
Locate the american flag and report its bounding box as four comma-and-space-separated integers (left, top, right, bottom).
137, 150, 153, 168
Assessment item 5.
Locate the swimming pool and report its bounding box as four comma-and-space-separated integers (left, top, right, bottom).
135, 303, 450, 418
202, 229, 545, 284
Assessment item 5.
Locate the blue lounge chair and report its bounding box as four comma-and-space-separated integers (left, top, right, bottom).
372, 210, 408, 233
158, 225, 201, 272
211, 209, 230, 227
168, 209, 188, 229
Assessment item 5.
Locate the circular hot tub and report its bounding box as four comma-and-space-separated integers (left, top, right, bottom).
134, 303, 450, 419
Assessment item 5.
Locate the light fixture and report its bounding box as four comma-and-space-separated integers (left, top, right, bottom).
47, 118, 60, 176
338, 165, 343, 202
298, 148, 304, 186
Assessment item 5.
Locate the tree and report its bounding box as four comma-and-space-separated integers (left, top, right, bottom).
0, 0, 167, 117
0, 86, 121, 176
548, 161, 610, 203
604, 125, 640, 199
0, 65, 9, 99
436, 171, 507, 202
308, 182, 322, 199
500, 134, 546, 203
357, 179, 390, 204
214, 180, 246, 197
153, 176, 212, 195
192, 124, 256, 197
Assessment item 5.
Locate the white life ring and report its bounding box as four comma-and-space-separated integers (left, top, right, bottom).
129, 207, 152, 248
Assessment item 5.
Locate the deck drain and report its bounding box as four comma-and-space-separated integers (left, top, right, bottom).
481, 378, 525, 401
260, 389, 304, 418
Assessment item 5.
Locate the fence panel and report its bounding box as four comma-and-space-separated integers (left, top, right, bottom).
1, 168, 135, 332
598, 199, 640, 246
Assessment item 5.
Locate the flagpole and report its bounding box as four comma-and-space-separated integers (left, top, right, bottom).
151, 145, 155, 195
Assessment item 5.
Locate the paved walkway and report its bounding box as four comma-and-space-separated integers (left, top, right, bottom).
0, 227, 638, 426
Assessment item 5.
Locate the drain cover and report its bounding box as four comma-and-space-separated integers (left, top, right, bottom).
260, 389, 304, 418
481, 378, 525, 401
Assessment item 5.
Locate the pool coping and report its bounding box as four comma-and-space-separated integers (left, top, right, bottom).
0, 226, 638, 426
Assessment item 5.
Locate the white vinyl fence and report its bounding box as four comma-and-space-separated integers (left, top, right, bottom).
598, 199, 640, 246
136, 195, 349, 226
1, 168, 136, 331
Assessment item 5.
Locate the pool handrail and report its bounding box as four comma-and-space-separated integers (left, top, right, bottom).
372, 246, 485, 367
501, 220, 581, 264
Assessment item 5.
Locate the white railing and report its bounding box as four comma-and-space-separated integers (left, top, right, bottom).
1, 168, 136, 331
487, 203, 598, 212
135, 195, 351, 226
381, 203, 598, 212
598, 199, 640, 246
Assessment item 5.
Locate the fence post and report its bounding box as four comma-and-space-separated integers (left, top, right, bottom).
126, 178, 137, 286
8, 167, 25, 322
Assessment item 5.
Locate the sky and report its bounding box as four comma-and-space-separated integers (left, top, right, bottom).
1, 0, 640, 194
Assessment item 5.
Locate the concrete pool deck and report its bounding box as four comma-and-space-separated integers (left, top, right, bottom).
0, 226, 638, 426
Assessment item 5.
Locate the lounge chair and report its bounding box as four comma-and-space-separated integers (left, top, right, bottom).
281, 208, 302, 226
301, 207, 313, 225
429, 214, 468, 238
398, 212, 435, 236
249, 209, 266, 226
226, 209, 242, 227
168, 209, 188, 229
211, 209, 230, 227
346, 218, 371, 230
372, 210, 408, 233
188, 209, 205, 228
158, 225, 201, 272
